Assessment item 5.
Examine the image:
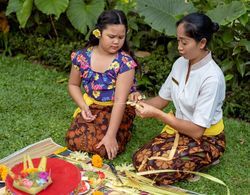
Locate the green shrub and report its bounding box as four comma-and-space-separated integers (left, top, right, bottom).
8, 33, 85, 71
224, 85, 250, 122
137, 46, 173, 95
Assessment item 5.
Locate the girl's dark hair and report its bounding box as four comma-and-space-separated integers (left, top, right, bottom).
86, 9, 128, 48
86, 9, 140, 73
176, 13, 219, 47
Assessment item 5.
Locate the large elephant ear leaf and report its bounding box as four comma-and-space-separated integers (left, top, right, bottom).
136, 0, 196, 36
6, 0, 23, 15
66, 0, 105, 34
16, 0, 33, 28
34, 0, 69, 20
207, 1, 246, 26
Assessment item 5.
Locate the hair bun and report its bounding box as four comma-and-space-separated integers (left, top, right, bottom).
212, 22, 219, 33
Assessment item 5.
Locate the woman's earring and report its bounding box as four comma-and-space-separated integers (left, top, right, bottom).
93, 29, 101, 38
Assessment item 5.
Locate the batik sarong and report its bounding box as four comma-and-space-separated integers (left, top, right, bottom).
132, 131, 225, 185
66, 104, 135, 159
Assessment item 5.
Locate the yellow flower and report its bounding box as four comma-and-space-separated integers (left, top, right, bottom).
93, 29, 101, 38
92, 191, 104, 195
93, 91, 100, 99
94, 74, 99, 80
0, 164, 8, 181
107, 84, 113, 89
110, 61, 119, 69
91, 154, 103, 168
22, 168, 39, 174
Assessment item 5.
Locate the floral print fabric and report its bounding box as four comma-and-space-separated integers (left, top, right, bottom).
71, 47, 137, 102
132, 132, 226, 185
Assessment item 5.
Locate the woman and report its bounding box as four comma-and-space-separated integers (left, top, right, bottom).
131, 13, 226, 185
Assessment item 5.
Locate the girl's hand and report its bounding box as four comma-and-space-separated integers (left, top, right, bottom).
81, 106, 96, 122
128, 91, 142, 102
135, 102, 160, 118
96, 134, 118, 160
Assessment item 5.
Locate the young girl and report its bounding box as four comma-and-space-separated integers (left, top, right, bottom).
66, 10, 138, 160
131, 13, 226, 185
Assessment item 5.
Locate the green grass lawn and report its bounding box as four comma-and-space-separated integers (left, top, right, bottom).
0, 56, 249, 194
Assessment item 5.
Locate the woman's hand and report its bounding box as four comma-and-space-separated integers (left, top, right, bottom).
96, 134, 118, 160
81, 106, 96, 122
135, 102, 161, 119
128, 91, 143, 102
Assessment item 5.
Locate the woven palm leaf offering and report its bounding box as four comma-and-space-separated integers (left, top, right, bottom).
126, 94, 146, 109
55, 152, 206, 195
53, 149, 230, 194
78, 154, 106, 189
8, 155, 52, 194
55, 152, 107, 190
5, 154, 82, 195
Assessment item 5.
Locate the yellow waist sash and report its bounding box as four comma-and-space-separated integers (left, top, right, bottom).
162, 119, 224, 136
73, 93, 113, 118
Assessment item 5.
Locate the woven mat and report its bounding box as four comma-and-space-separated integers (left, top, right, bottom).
0, 138, 201, 195
0, 138, 63, 168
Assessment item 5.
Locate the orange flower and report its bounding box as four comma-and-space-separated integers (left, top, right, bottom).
91, 154, 103, 168
92, 191, 104, 195
88, 178, 94, 185
0, 164, 8, 181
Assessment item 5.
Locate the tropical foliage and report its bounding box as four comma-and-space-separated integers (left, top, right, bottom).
136, 0, 196, 36
136, 0, 249, 85
6, 0, 104, 34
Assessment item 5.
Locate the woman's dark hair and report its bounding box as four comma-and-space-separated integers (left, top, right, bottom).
86, 9, 140, 73
176, 13, 219, 47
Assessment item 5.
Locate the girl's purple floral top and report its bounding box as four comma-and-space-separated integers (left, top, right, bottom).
71, 47, 137, 102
